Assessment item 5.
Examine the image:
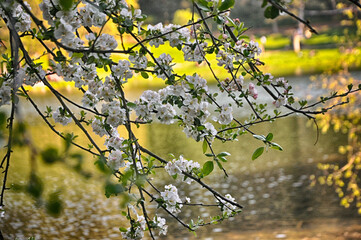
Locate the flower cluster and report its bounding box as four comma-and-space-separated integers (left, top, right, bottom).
102, 101, 127, 128
217, 104, 233, 125
121, 213, 147, 240
0, 1, 31, 32
160, 184, 183, 214
0, 0, 313, 238
53, 107, 72, 126
13, 2, 31, 32
111, 60, 133, 84
217, 194, 238, 217
165, 155, 200, 184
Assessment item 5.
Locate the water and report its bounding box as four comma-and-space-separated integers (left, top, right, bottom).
1, 73, 361, 239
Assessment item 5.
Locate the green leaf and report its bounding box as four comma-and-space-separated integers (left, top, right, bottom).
46, 191, 63, 217
197, 0, 211, 11
264, 5, 279, 19
105, 182, 125, 198
217, 152, 231, 157
72, 52, 83, 59
202, 139, 208, 154
202, 161, 214, 176
126, 102, 137, 108
119, 227, 128, 232
141, 71, 149, 79
253, 134, 266, 141
59, 0, 74, 11
41, 147, 61, 164
270, 142, 283, 151
219, 0, 235, 11
26, 173, 44, 199
265, 133, 273, 142
261, 0, 268, 8
252, 147, 264, 160
216, 160, 223, 170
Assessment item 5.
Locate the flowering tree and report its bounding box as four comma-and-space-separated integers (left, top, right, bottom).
0, 0, 360, 239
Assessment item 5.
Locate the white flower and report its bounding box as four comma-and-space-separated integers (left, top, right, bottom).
129, 54, 148, 69
154, 53, 173, 80
249, 82, 258, 100
102, 101, 127, 127
183, 42, 207, 62
107, 150, 125, 170
165, 156, 200, 184
0, 81, 12, 106
54, 18, 74, 40
91, 118, 108, 137
218, 104, 233, 125
216, 50, 234, 69
156, 103, 176, 124
273, 96, 287, 108
82, 91, 98, 108
13, 2, 31, 32
218, 194, 237, 216
105, 135, 127, 151
186, 74, 208, 91
160, 184, 183, 213
53, 107, 72, 126
111, 60, 133, 83
153, 216, 168, 236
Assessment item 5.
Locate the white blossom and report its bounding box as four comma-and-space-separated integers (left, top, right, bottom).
107, 150, 125, 170
165, 155, 200, 184
53, 107, 72, 126
111, 60, 133, 83
248, 82, 258, 100
217, 104, 233, 125
153, 216, 168, 235
218, 194, 237, 217
160, 184, 183, 213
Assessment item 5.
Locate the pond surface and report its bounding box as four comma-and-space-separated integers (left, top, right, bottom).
1, 74, 361, 239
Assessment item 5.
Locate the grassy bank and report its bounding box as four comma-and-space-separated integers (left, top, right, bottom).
28, 46, 361, 94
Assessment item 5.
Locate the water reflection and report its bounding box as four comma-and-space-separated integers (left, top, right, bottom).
2, 73, 361, 239
2, 114, 359, 239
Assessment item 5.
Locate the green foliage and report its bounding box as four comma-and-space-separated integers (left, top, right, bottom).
26, 173, 44, 199
264, 5, 279, 19
46, 191, 63, 217
252, 147, 264, 160
105, 181, 126, 198
59, 0, 74, 11
41, 146, 61, 164
202, 161, 214, 176
219, 0, 235, 11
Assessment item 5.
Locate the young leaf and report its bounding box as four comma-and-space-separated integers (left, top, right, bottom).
264, 5, 279, 19
219, 0, 235, 11
270, 142, 283, 151
217, 152, 231, 157
202, 161, 214, 176
265, 133, 273, 142
253, 134, 266, 141
252, 147, 264, 160
141, 71, 149, 79
59, 0, 74, 11
202, 139, 208, 154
